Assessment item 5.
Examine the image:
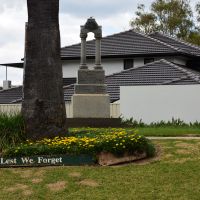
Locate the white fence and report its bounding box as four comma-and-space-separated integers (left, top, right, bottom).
0, 104, 21, 114
110, 103, 120, 118
0, 103, 120, 118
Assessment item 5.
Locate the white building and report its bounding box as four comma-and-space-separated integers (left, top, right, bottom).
1, 30, 200, 122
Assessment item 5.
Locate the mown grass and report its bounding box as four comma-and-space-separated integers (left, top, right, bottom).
1, 139, 200, 200
70, 127, 200, 137
138, 127, 200, 136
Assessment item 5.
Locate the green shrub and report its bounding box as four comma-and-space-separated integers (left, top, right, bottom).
120, 117, 146, 127
3, 129, 155, 158
120, 117, 200, 128
0, 112, 25, 150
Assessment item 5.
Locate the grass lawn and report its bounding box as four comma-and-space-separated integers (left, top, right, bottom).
1, 139, 200, 200
137, 127, 200, 136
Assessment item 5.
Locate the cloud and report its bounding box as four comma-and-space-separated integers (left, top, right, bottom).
0, 5, 26, 61
60, 0, 152, 17
0, 0, 25, 14
0, 0, 198, 86
0, 0, 152, 17
0, 67, 23, 86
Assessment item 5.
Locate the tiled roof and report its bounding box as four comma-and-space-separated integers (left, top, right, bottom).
63, 84, 75, 102
149, 32, 200, 57
63, 77, 76, 86
63, 59, 200, 103
61, 30, 180, 59
0, 87, 23, 104
0, 78, 77, 104
2, 30, 200, 69
1, 60, 200, 104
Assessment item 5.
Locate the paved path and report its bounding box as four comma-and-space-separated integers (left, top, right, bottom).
147, 136, 200, 140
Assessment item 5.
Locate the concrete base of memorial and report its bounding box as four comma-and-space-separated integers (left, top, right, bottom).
72, 94, 110, 118
66, 118, 121, 127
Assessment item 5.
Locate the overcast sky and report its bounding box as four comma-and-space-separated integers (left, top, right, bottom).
0, 0, 199, 86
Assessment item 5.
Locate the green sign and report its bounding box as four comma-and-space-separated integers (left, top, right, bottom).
0, 155, 94, 167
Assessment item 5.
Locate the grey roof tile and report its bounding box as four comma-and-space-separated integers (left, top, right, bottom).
3, 30, 200, 70
63, 77, 76, 86
61, 30, 179, 59
0, 87, 22, 104
149, 32, 200, 57
63, 59, 200, 103
1, 60, 200, 104
0, 78, 77, 104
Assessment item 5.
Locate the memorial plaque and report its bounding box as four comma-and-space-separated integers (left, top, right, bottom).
0, 155, 94, 168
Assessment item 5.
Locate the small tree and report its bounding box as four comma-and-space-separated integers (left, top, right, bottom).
130, 4, 158, 34
130, 0, 194, 40
22, 0, 67, 140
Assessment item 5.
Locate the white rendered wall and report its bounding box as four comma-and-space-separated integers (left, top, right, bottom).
120, 85, 200, 123
62, 60, 80, 78
62, 59, 123, 77
134, 58, 144, 67
62, 56, 187, 78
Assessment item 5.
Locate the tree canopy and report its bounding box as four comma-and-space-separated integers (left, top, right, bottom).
130, 0, 200, 45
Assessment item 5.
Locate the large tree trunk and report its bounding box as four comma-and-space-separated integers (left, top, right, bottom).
22, 0, 67, 140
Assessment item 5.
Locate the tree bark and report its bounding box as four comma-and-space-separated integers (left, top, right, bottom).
22, 0, 67, 140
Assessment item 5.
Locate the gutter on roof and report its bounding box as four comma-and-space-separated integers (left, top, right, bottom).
0, 63, 24, 68
2, 52, 199, 70
61, 52, 197, 61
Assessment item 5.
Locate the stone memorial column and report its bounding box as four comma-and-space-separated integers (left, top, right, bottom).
72, 17, 110, 118
94, 32, 102, 70
80, 31, 88, 69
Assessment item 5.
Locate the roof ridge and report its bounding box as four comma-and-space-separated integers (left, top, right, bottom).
150, 32, 200, 51
0, 86, 22, 93
160, 59, 200, 83
162, 76, 189, 85
63, 84, 75, 89
11, 98, 22, 103
134, 30, 182, 53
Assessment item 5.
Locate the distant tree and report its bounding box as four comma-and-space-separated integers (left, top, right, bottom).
196, 2, 200, 28
183, 2, 200, 45
187, 31, 200, 46
22, 0, 67, 140
130, 4, 157, 34
130, 0, 194, 40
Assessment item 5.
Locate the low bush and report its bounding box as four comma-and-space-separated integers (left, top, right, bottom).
121, 117, 200, 128
3, 129, 155, 158
0, 113, 25, 150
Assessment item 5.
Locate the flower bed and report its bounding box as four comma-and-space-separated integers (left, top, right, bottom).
3, 128, 155, 162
